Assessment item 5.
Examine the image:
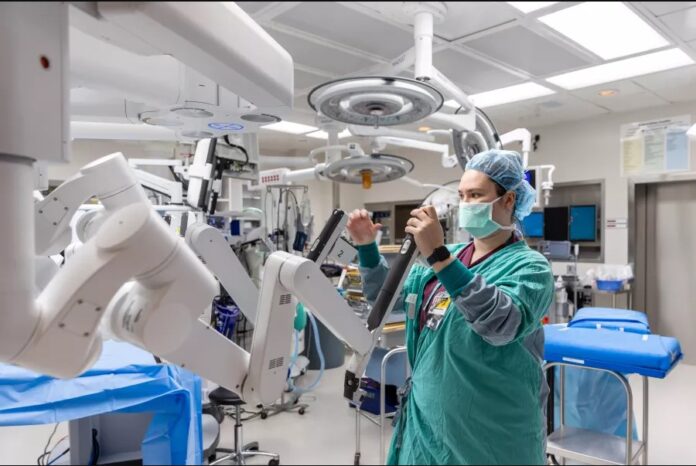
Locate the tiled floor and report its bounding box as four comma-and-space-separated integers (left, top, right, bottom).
2, 363, 695, 465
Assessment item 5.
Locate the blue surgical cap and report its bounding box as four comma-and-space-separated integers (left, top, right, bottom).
465, 149, 537, 221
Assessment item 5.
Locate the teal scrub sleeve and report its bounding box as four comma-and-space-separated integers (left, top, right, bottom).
356, 242, 406, 312
444, 260, 553, 346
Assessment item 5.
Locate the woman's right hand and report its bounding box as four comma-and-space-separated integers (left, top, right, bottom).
346, 209, 382, 246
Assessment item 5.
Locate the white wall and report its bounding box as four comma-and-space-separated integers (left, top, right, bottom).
330, 100, 696, 277
528, 100, 696, 275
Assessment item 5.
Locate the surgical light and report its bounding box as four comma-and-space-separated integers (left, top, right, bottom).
262, 120, 318, 134
307, 77, 444, 127
538, 2, 669, 60
547, 48, 694, 90
322, 153, 414, 189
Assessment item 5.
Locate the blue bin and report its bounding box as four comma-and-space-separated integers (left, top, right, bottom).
596, 279, 624, 292
213, 297, 240, 340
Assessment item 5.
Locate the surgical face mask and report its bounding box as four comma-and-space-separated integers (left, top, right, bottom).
458, 196, 515, 239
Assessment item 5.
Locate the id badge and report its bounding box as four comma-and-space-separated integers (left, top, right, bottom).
406, 293, 418, 320
426, 297, 450, 331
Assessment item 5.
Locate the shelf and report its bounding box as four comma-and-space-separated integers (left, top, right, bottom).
547, 426, 644, 465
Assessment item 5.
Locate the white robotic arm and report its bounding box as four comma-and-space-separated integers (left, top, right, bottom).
35, 153, 149, 256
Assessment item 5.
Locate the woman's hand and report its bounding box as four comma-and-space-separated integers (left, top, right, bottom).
405, 205, 445, 259
346, 209, 382, 246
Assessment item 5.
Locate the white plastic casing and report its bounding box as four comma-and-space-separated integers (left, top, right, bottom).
0, 3, 69, 162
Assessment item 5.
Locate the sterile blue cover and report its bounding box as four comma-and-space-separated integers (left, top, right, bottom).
569, 307, 651, 334
544, 324, 682, 378
0, 341, 202, 465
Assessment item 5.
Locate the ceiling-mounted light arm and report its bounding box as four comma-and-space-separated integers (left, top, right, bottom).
410, 2, 475, 113
500, 128, 532, 168
309, 144, 364, 165
372, 136, 456, 168
348, 125, 436, 142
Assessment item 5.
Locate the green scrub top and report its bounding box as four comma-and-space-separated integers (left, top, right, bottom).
361, 240, 553, 465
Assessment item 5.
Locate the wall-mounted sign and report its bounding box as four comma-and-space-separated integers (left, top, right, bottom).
606, 218, 627, 229
620, 115, 691, 177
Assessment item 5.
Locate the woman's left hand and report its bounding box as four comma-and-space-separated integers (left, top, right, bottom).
405, 205, 445, 258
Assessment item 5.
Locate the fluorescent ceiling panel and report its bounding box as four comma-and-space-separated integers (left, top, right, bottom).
262, 121, 318, 134
538, 2, 669, 60
507, 2, 558, 14
305, 129, 352, 140
547, 48, 694, 89
445, 82, 555, 109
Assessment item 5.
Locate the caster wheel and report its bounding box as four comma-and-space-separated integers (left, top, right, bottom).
256, 403, 263, 409
298, 408, 306, 415
260, 411, 268, 420
268, 458, 280, 465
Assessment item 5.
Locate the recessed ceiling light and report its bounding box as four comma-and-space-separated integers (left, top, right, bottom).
538, 2, 669, 60
305, 129, 352, 140
507, 2, 558, 14
418, 126, 432, 132
262, 120, 318, 134
547, 48, 694, 90
598, 89, 619, 97
450, 82, 556, 108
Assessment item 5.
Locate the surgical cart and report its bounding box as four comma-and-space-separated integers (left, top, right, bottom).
544, 308, 682, 465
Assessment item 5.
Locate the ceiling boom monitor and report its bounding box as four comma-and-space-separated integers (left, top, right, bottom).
569, 205, 597, 241
521, 211, 544, 238
544, 206, 569, 241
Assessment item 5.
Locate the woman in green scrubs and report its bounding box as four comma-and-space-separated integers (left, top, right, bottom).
346, 150, 554, 465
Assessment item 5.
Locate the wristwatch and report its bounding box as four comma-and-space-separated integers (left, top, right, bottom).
426, 245, 451, 266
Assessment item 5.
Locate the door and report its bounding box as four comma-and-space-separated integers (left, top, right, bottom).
636, 180, 696, 363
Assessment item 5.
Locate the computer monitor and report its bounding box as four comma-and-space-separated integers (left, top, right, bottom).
544, 207, 569, 241
524, 169, 537, 190
570, 205, 597, 241
521, 211, 544, 238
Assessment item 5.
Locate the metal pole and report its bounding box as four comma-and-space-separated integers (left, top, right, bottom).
380, 347, 407, 465
559, 365, 566, 466
354, 407, 361, 465
643, 377, 649, 465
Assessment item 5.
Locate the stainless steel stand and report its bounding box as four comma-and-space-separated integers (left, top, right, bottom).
546, 362, 648, 465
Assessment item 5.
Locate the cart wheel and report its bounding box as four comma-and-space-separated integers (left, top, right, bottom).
260, 411, 268, 420
268, 458, 280, 465
298, 407, 306, 415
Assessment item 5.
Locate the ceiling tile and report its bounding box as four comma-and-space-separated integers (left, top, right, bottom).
433, 49, 524, 94
464, 25, 592, 76
437, 2, 518, 41
295, 69, 327, 90
641, 2, 696, 17
568, 80, 669, 112
659, 6, 696, 42
236, 2, 273, 15
275, 2, 413, 58
267, 29, 375, 75
631, 64, 696, 102
484, 94, 608, 128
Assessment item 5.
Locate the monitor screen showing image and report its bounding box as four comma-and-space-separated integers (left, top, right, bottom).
569, 205, 597, 241
521, 211, 544, 238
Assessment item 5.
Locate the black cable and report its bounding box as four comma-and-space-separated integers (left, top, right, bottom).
47, 448, 70, 466
88, 429, 100, 466
38, 424, 60, 466
223, 135, 250, 166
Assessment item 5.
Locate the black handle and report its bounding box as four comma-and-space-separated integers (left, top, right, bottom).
306, 209, 345, 262
366, 233, 418, 331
